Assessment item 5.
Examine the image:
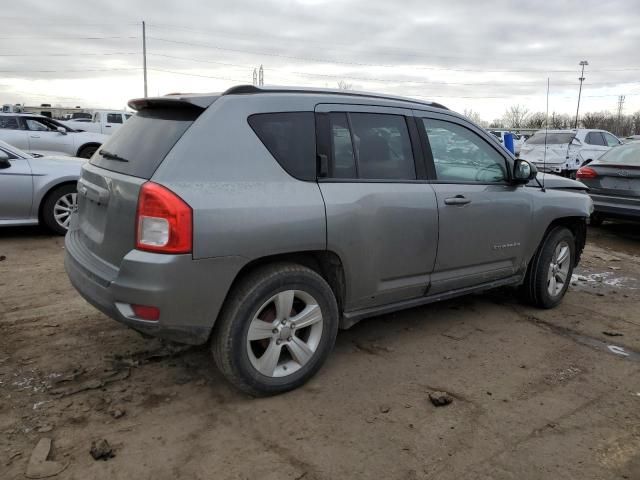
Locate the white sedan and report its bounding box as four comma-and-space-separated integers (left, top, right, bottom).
0, 113, 108, 158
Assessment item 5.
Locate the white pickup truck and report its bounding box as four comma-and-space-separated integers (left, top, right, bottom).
62, 110, 132, 135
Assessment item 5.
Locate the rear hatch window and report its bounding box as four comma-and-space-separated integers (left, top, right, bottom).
90, 107, 201, 179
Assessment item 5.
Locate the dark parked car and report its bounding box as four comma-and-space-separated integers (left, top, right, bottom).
65, 85, 592, 396
577, 143, 640, 225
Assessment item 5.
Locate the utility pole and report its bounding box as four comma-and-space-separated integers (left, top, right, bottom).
574, 60, 588, 128
142, 21, 148, 98
617, 95, 626, 136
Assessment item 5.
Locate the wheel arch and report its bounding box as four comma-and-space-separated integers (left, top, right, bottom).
541, 216, 587, 265
76, 142, 101, 157
37, 180, 77, 224
215, 250, 347, 336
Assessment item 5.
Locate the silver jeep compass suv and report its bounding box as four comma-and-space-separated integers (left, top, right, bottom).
65, 86, 592, 395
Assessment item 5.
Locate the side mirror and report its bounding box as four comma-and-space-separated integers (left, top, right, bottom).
513, 159, 537, 183
571, 137, 582, 146
0, 150, 11, 169
57, 126, 67, 135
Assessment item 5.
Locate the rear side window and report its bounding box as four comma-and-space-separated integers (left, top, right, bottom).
527, 132, 575, 145
326, 112, 416, 181
585, 132, 606, 146
0, 116, 19, 129
350, 113, 416, 180
90, 107, 200, 179
328, 112, 356, 178
248, 112, 316, 181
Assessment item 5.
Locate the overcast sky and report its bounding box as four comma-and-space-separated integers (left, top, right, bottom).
2, 0, 639, 120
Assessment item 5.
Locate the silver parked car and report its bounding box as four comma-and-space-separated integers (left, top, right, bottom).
65, 86, 592, 395
0, 113, 108, 158
576, 142, 640, 225
0, 140, 82, 234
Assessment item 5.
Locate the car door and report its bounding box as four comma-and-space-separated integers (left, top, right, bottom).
602, 132, 622, 156
24, 117, 74, 156
0, 116, 30, 151
0, 147, 33, 221
415, 112, 533, 294
582, 131, 608, 162
316, 104, 438, 311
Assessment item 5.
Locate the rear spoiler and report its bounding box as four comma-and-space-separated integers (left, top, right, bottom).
128, 94, 218, 111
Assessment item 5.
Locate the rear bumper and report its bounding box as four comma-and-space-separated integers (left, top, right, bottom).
64, 229, 245, 345
590, 193, 640, 219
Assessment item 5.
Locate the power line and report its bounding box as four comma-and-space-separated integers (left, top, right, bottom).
146, 36, 640, 74
0, 52, 137, 57
147, 52, 639, 88
146, 23, 638, 63
0, 68, 140, 73
147, 67, 248, 83
149, 53, 247, 70
0, 35, 138, 40
0, 17, 138, 26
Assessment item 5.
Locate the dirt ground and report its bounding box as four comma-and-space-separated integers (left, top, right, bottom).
1, 222, 640, 480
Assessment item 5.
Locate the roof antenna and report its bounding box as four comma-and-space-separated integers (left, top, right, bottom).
538, 78, 550, 192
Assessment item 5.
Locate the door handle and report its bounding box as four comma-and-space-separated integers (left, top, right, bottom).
30, 135, 40, 138
444, 195, 471, 206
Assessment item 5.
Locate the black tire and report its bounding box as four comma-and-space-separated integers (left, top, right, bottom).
590, 213, 604, 227
41, 184, 77, 235
212, 263, 339, 396
78, 145, 98, 159
519, 226, 575, 309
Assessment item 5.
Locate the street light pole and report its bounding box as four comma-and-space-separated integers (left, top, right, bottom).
574, 60, 588, 128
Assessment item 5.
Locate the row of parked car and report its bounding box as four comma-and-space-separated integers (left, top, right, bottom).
0, 86, 638, 396
489, 127, 627, 176
1, 97, 638, 235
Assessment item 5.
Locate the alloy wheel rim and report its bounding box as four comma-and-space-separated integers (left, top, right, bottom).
53, 193, 77, 230
246, 290, 323, 378
547, 240, 571, 297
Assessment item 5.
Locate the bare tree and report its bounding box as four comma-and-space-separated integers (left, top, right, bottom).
581, 112, 606, 129
632, 111, 640, 135
463, 109, 486, 127
489, 119, 505, 129
502, 105, 530, 129
549, 112, 571, 129
525, 112, 546, 129
337, 80, 353, 90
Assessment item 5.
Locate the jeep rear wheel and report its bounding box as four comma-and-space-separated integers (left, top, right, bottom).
520, 226, 575, 309
212, 263, 339, 396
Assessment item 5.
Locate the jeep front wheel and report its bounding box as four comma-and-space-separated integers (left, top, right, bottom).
520, 226, 575, 309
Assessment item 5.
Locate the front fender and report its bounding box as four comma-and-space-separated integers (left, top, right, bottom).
525, 187, 592, 261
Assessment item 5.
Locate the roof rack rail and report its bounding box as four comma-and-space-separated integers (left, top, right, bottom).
222, 85, 448, 110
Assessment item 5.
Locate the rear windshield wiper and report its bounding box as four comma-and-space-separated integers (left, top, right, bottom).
99, 149, 129, 162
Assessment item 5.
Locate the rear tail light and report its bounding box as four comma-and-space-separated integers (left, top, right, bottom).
576, 166, 598, 179
136, 182, 192, 254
